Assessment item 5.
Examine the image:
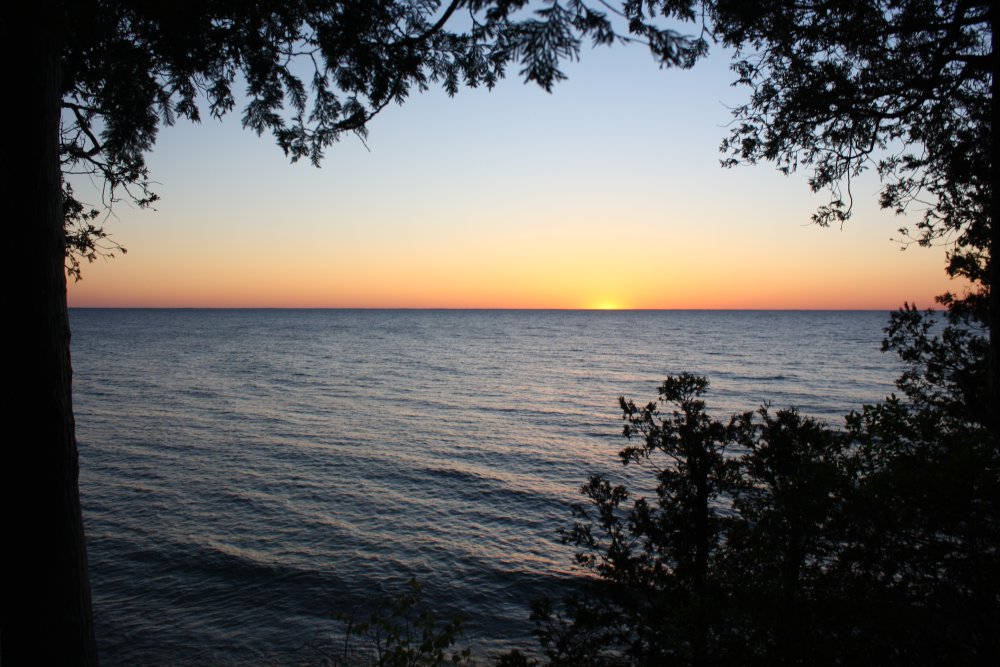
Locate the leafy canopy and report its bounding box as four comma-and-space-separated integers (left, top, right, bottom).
58, 0, 710, 277
63, 1, 992, 337
711, 0, 992, 310
530, 3, 995, 663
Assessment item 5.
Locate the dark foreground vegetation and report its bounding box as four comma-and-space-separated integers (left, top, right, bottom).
532, 355, 996, 665
320, 300, 996, 666
2, 1, 990, 664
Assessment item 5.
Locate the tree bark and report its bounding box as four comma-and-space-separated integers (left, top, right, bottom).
1, 2, 98, 664
990, 16, 998, 435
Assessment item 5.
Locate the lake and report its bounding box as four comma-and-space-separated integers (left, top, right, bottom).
71, 309, 901, 664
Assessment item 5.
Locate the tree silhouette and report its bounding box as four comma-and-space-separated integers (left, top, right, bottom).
532, 6, 994, 659
2, 1, 990, 663
537, 371, 997, 665
552, 375, 742, 667
1, 2, 710, 663
709, 0, 994, 412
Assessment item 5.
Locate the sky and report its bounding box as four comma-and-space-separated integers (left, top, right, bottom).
66, 33, 958, 310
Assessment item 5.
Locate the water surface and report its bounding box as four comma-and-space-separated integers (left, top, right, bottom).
72, 309, 900, 664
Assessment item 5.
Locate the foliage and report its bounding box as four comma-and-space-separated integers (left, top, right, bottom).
530, 3, 995, 662
712, 0, 992, 270
535, 376, 849, 665
721, 405, 848, 663
62, 182, 126, 281
535, 375, 742, 666
28, 1, 718, 662
35, 1, 994, 663
57, 0, 711, 276
60, 0, 995, 332
313, 578, 471, 667
839, 397, 999, 664
535, 366, 1000, 665
706, 0, 995, 410
883, 302, 991, 424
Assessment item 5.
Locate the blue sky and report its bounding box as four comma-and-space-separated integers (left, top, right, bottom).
66, 34, 956, 308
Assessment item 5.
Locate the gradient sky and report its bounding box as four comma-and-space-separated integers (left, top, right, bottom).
66, 39, 958, 309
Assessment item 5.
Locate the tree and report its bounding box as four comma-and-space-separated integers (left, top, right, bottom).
533, 5, 996, 652
533, 4, 995, 661
705, 3, 997, 650
0, 2, 710, 663
723, 406, 848, 663
535, 378, 873, 666
4, 0, 990, 662
703, 5, 996, 655
538, 373, 996, 665
709, 0, 994, 413
537, 375, 742, 666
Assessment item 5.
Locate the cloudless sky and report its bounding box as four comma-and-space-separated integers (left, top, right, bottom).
66, 35, 958, 309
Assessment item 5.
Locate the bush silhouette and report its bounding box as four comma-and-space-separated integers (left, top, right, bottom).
533, 368, 999, 666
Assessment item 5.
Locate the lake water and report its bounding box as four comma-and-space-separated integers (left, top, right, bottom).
71, 309, 901, 664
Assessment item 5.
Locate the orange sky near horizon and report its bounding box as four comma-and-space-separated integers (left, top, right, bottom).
65, 44, 960, 311
67, 206, 956, 310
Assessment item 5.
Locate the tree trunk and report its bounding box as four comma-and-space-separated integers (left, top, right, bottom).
692, 457, 709, 667
990, 19, 998, 435
0, 3, 98, 664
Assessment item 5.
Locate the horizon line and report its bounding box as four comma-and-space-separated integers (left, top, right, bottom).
68, 306, 905, 312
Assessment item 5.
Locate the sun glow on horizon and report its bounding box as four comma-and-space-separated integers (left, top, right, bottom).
63, 48, 958, 312
589, 301, 625, 310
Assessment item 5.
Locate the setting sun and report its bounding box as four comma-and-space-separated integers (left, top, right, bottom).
63, 44, 956, 312
589, 301, 624, 310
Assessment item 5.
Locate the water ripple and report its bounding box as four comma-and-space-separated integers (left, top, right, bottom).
72, 309, 900, 664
